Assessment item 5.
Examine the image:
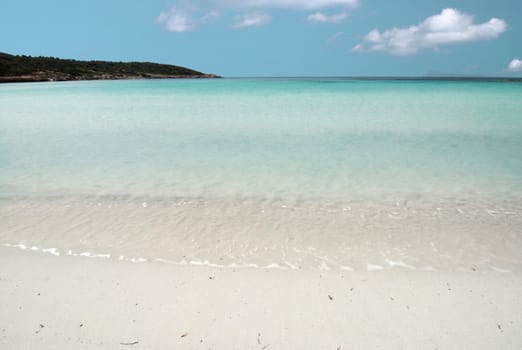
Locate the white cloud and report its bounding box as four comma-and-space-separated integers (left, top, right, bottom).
353, 8, 507, 55
237, 0, 357, 10
507, 59, 522, 72
233, 13, 272, 28
157, 7, 219, 32
307, 12, 348, 24
326, 31, 344, 46
158, 0, 357, 31
328, 31, 344, 41
157, 10, 194, 32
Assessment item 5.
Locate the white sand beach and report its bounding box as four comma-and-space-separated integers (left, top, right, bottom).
2, 78, 522, 350
1, 246, 521, 350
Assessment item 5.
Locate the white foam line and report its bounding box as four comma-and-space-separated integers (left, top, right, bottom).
367, 264, 384, 271
385, 260, 417, 270
154, 258, 175, 264
41, 248, 60, 256
265, 263, 285, 269
281, 246, 299, 270
292, 247, 349, 271
115, 255, 147, 263
339, 265, 354, 271
8, 243, 27, 250
2, 243, 61, 257
284, 261, 299, 270
154, 257, 289, 270
2, 243, 115, 259
77, 252, 111, 259
1, 242, 427, 273
319, 261, 330, 271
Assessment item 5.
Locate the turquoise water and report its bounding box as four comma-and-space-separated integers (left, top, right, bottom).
1, 78, 522, 271
1, 78, 522, 200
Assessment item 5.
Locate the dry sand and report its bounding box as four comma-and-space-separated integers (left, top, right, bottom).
1, 246, 521, 349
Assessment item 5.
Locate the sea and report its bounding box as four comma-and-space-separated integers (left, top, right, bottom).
1, 78, 521, 272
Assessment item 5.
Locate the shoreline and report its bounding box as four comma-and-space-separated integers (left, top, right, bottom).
2, 196, 521, 273
0, 74, 221, 83
1, 246, 521, 349
4, 75, 522, 84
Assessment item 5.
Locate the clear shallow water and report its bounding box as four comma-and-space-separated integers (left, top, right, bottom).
1, 78, 522, 271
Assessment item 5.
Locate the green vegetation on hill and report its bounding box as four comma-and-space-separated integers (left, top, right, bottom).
0, 52, 218, 82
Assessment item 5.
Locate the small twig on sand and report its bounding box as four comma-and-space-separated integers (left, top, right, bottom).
120, 341, 139, 346
35, 324, 44, 334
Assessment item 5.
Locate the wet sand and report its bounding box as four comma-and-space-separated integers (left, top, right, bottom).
2, 196, 521, 272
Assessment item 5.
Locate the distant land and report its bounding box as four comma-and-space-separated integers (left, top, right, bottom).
0, 52, 220, 83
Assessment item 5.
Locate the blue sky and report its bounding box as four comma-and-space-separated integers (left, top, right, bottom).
1, 0, 521, 77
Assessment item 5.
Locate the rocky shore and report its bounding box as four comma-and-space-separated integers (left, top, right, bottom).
0, 72, 220, 83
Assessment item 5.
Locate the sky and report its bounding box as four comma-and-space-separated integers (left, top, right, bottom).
1, 0, 521, 77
